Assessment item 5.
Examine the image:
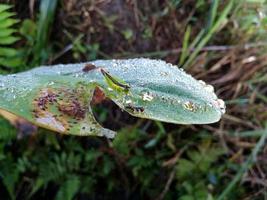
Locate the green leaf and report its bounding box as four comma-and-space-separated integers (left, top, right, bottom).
0, 158, 19, 200
177, 158, 195, 178
179, 25, 191, 65
55, 177, 80, 200
206, 0, 220, 31
0, 59, 225, 138
0, 3, 22, 68
0, 4, 12, 13
0, 18, 19, 29
19, 19, 36, 39
0, 57, 22, 67
0, 117, 16, 140
0, 28, 16, 37
0, 36, 20, 45
33, 0, 58, 65
0, 47, 17, 57
0, 11, 15, 21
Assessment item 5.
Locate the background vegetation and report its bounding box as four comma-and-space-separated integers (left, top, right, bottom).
0, 0, 267, 199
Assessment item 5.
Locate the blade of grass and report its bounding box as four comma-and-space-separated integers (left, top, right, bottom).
33, 0, 58, 65
183, 0, 234, 69
248, 84, 267, 103
225, 98, 249, 105
217, 125, 267, 200
145, 121, 166, 148
179, 26, 191, 65
230, 127, 267, 138
114, 41, 267, 58
188, 30, 205, 53
248, 74, 267, 83
206, 0, 219, 31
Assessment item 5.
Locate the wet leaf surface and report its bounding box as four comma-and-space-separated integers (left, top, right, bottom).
0, 58, 225, 138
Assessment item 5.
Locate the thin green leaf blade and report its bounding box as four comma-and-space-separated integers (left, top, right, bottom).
0, 18, 19, 29
0, 36, 20, 45
0, 11, 15, 21
0, 57, 22, 67
179, 25, 191, 65
0, 47, 17, 57
0, 28, 16, 37
0, 4, 12, 13
183, 0, 234, 69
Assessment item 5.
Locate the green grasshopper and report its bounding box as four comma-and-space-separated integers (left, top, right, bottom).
0, 58, 225, 138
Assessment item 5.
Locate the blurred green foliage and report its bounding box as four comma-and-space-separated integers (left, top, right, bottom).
0, 127, 234, 200
0, 4, 22, 69
0, 0, 57, 73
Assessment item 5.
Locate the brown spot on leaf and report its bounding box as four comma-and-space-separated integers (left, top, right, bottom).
91, 86, 106, 105
58, 99, 86, 119
33, 88, 69, 132
35, 89, 57, 110
82, 63, 97, 72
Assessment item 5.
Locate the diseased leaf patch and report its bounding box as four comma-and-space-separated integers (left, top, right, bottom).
32, 86, 89, 133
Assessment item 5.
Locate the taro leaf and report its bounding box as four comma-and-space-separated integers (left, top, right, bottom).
0, 58, 226, 138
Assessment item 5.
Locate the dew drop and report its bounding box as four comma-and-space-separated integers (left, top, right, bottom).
216, 99, 226, 114
142, 91, 154, 102
125, 99, 132, 104
205, 84, 214, 93
198, 80, 206, 86
160, 71, 168, 76
0, 82, 5, 90
48, 81, 55, 86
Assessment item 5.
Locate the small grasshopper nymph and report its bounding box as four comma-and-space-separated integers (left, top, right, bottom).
125, 104, 145, 113
100, 68, 130, 93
